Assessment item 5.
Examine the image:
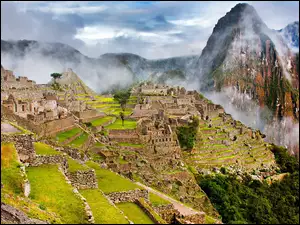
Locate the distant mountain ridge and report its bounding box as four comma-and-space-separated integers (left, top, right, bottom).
278, 21, 299, 52
1, 39, 197, 92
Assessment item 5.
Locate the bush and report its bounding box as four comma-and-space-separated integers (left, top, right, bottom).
177, 116, 199, 150
39, 203, 46, 211
197, 144, 299, 224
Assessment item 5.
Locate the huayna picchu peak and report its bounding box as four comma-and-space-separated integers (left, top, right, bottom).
1, 1, 299, 224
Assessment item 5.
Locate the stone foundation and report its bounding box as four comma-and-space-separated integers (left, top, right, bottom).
1, 134, 36, 163
30, 155, 68, 173
66, 169, 98, 189
106, 189, 149, 203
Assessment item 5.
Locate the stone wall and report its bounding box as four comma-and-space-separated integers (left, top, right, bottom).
73, 109, 98, 121
30, 155, 68, 173
61, 131, 83, 145
106, 189, 149, 203
41, 139, 88, 161
43, 116, 76, 137
1, 134, 36, 163
135, 198, 167, 224
66, 169, 98, 189
1, 105, 76, 137
1, 89, 44, 101
1, 105, 42, 134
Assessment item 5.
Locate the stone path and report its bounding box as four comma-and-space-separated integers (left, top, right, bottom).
135, 182, 203, 216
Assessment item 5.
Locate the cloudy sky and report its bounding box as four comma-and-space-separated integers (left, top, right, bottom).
1, 1, 299, 59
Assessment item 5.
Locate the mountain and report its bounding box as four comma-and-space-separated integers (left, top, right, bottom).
49, 68, 96, 95
193, 3, 299, 155
1, 40, 197, 93
278, 21, 299, 52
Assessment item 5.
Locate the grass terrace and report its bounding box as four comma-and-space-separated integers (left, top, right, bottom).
95, 96, 116, 103
1, 143, 23, 195
116, 202, 155, 224
90, 116, 115, 127
56, 127, 82, 143
67, 157, 90, 173
79, 189, 129, 224
101, 108, 133, 116
106, 119, 137, 130
26, 164, 88, 224
86, 161, 140, 193
69, 132, 89, 148
1, 143, 61, 223
34, 142, 61, 156
149, 192, 170, 207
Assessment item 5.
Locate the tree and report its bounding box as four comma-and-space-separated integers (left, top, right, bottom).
176, 116, 199, 151
113, 89, 131, 111
50, 73, 62, 80
119, 112, 125, 126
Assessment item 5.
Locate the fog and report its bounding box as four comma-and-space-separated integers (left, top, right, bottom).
1, 43, 134, 94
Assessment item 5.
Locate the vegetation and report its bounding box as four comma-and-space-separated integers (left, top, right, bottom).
56, 128, 82, 142
116, 202, 155, 224
50, 73, 62, 80
79, 189, 129, 224
106, 119, 137, 130
1, 143, 23, 195
197, 145, 299, 224
177, 116, 199, 150
34, 142, 61, 155
86, 161, 140, 193
67, 157, 89, 173
149, 192, 170, 207
26, 164, 88, 224
119, 111, 125, 126
113, 89, 131, 111
69, 132, 89, 147
90, 116, 114, 127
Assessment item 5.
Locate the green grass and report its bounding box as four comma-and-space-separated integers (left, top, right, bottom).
69, 132, 89, 147
86, 161, 140, 193
67, 157, 89, 173
95, 96, 116, 103
106, 119, 137, 130
90, 116, 115, 127
79, 189, 129, 224
56, 127, 82, 143
1, 143, 23, 195
34, 142, 61, 155
149, 192, 170, 207
94, 142, 105, 147
118, 142, 144, 148
117, 202, 155, 224
26, 164, 88, 224
101, 107, 133, 116
119, 157, 128, 164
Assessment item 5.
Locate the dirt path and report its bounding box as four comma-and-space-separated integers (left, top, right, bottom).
135, 182, 203, 216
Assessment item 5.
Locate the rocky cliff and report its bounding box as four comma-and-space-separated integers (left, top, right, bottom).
192, 3, 299, 156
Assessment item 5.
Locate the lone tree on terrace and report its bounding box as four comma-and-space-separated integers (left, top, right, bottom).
51, 73, 62, 80
119, 111, 125, 127
113, 89, 131, 111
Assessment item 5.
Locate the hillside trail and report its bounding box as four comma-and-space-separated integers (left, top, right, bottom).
135, 182, 204, 216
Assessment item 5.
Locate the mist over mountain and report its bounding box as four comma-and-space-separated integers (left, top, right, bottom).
1, 39, 197, 93
192, 3, 299, 156
278, 21, 299, 52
